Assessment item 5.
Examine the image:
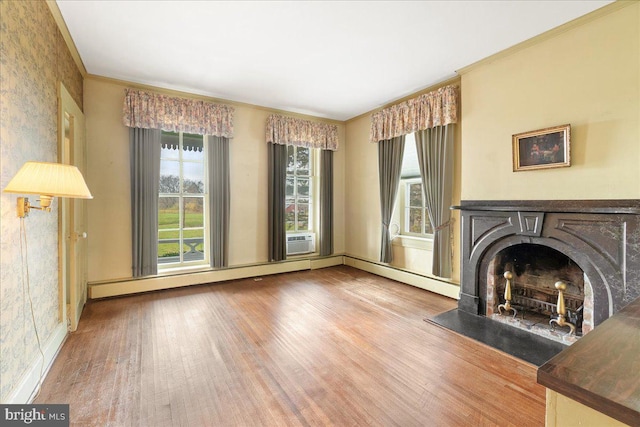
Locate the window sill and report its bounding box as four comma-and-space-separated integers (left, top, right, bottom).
392, 235, 433, 251
158, 263, 211, 275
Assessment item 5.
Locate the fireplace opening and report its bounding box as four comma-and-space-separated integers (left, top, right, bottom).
486, 244, 593, 343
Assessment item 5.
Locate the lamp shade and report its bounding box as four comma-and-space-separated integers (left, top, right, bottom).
4, 161, 93, 199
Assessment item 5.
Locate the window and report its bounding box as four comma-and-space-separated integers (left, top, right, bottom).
158, 131, 208, 267
403, 179, 433, 236
398, 133, 433, 237
285, 146, 313, 232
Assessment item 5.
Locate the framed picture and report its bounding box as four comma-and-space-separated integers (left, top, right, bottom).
512, 124, 571, 171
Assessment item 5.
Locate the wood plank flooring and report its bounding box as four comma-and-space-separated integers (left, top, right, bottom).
35, 266, 546, 426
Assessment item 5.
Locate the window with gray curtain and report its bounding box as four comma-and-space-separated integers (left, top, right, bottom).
132, 130, 230, 275
378, 135, 406, 263
266, 114, 338, 261
130, 127, 161, 277
269, 145, 333, 260
415, 124, 455, 278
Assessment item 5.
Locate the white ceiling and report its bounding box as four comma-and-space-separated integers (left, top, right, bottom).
56, 1, 613, 121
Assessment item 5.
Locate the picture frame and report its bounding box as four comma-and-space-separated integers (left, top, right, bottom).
512, 124, 571, 172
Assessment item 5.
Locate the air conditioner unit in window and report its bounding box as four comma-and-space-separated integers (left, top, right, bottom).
286, 233, 316, 255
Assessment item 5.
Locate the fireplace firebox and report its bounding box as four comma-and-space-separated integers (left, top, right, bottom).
454, 200, 640, 343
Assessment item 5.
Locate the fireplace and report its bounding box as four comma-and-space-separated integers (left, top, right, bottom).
455, 200, 640, 344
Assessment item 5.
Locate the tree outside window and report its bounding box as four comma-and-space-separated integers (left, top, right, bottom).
404, 179, 433, 236
285, 146, 313, 232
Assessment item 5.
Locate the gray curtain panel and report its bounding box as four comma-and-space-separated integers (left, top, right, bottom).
268, 142, 287, 261
415, 124, 455, 278
208, 136, 230, 268
378, 135, 406, 263
130, 127, 162, 277
319, 149, 333, 256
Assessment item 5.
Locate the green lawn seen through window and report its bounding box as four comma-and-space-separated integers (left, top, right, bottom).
158, 209, 205, 257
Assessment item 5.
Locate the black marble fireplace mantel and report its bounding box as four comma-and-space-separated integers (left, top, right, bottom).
453, 199, 640, 215
452, 199, 640, 327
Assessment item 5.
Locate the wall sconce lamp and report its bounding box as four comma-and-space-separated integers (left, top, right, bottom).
3, 161, 93, 218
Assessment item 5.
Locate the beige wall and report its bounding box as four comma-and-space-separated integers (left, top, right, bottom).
460, 3, 640, 200
0, 0, 83, 402
85, 78, 345, 283
342, 2, 639, 288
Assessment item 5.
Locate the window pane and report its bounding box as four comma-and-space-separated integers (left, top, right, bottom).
296, 147, 310, 176
183, 162, 204, 194
297, 178, 310, 197
285, 202, 295, 231
286, 177, 294, 197
159, 197, 179, 229
297, 204, 309, 230
400, 133, 420, 179
409, 183, 423, 207
159, 230, 178, 240
159, 161, 180, 193
158, 230, 180, 260
409, 208, 422, 234
284, 146, 314, 233
158, 243, 181, 260
183, 227, 204, 262
287, 145, 295, 173
183, 197, 203, 228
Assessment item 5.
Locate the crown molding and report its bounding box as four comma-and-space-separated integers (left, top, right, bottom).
85, 74, 346, 126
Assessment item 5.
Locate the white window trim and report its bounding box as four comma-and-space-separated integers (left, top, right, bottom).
399, 178, 433, 239
392, 234, 433, 250
286, 146, 316, 234
158, 132, 209, 270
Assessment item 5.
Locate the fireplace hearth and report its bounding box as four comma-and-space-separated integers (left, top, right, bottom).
454, 200, 640, 344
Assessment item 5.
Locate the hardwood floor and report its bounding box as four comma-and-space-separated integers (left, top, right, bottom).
35, 266, 546, 426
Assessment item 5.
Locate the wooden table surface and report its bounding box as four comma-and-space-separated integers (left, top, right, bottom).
537, 296, 640, 426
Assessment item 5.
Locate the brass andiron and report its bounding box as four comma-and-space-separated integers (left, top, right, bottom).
549, 281, 576, 336
498, 271, 518, 318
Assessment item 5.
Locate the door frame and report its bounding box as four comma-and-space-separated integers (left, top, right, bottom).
58, 82, 87, 331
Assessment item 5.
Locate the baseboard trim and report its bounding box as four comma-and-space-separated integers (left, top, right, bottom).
310, 256, 345, 269
89, 256, 346, 299
344, 256, 460, 300
4, 322, 67, 404
88, 254, 458, 300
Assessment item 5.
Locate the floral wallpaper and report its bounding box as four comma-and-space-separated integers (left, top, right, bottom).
0, 0, 83, 401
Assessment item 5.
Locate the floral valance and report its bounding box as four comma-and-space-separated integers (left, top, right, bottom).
370, 85, 458, 143
123, 88, 234, 138
266, 114, 339, 151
